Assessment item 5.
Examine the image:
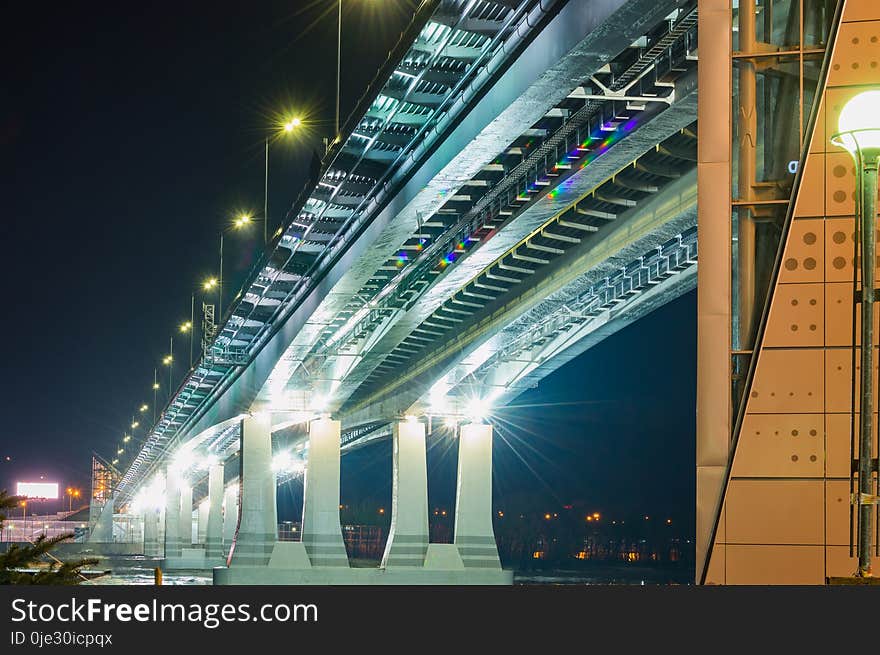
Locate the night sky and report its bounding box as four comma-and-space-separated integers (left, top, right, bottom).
0, 1, 695, 531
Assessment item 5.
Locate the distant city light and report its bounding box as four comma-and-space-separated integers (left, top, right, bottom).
16, 482, 59, 499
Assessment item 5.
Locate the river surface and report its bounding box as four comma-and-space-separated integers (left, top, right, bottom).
83, 556, 692, 586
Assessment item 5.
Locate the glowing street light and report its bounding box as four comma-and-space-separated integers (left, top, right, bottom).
65, 487, 81, 513
831, 89, 880, 578
233, 214, 252, 229
179, 321, 192, 333
140, 404, 148, 412
131, 420, 139, 429
162, 355, 173, 366
283, 117, 302, 133
203, 277, 218, 291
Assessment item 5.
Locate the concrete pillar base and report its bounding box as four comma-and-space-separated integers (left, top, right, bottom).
454, 423, 502, 570
205, 463, 225, 560
424, 544, 465, 570
229, 414, 278, 567
162, 547, 224, 570
301, 417, 349, 568
381, 420, 429, 568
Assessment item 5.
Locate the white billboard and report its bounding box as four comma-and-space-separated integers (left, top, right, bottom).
16, 482, 59, 499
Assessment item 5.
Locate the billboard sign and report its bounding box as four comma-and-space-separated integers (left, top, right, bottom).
16, 482, 59, 499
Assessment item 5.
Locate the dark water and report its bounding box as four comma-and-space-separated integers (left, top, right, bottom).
83, 556, 691, 586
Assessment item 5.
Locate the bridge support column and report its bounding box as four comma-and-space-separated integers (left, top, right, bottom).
179, 484, 193, 547
229, 414, 277, 566
454, 423, 502, 569
205, 463, 225, 561
143, 506, 161, 557
163, 467, 182, 559
222, 483, 238, 555
381, 420, 429, 568
197, 499, 209, 545
301, 417, 349, 567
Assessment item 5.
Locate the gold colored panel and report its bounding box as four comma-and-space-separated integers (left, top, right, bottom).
747, 348, 824, 413
697, 7, 731, 165
825, 347, 878, 413
726, 479, 824, 545
704, 543, 725, 585
824, 282, 880, 345
841, 0, 880, 24
779, 219, 824, 283
794, 153, 825, 218
763, 283, 824, 347
824, 217, 859, 283
726, 545, 824, 584
825, 282, 852, 346
734, 414, 823, 477
826, 545, 858, 579
825, 151, 858, 217
826, 412, 877, 478
697, 465, 726, 577
826, 22, 880, 87
826, 479, 853, 546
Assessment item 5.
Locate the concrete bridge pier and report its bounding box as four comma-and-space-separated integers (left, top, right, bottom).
179, 484, 193, 548
163, 471, 209, 569
453, 422, 503, 571
300, 416, 349, 568
228, 414, 277, 567
197, 498, 209, 545
162, 467, 182, 561
222, 482, 238, 556
143, 506, 162, 557
204, 462, 225, 563
382, 419, 429, 568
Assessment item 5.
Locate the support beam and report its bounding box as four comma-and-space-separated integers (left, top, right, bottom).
197, 498, 209, 545
454, 423, 502, 570
301, 417, 349, 567
179, 484, 193, 547
143, 506, 161, 557
230, 414, 277, 567
381, 420, 429, 568
163, 467, 182, 559
222, 483, 238, 554
205, 463, 225, 560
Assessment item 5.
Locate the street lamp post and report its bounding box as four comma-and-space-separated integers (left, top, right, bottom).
152, 369, 159, 424
263, 119, 301, 247
163, 337, 174, 392
219, 231, 224, 320
831, 90, 880, 578
336, 0, 342, 138
180, 295, 194, 369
